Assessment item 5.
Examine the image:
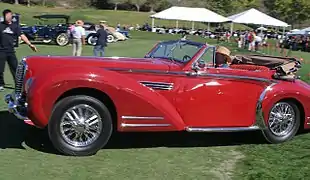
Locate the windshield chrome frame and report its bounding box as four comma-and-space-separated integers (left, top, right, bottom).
191, 46, 216, 71
146, 41, 204, 63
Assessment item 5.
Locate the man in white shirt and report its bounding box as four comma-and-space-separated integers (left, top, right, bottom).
71, 20, 86, 56
255, 35, 262, 51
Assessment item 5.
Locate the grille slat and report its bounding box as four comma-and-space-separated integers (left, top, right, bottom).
15, 60, 27, 95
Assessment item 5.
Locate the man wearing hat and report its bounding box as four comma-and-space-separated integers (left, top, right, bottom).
71, 20, 86, 56
0, 9, 37, 91
93, 21, 108, 57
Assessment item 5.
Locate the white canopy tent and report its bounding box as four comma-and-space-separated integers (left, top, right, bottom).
289, 27, 310, 35
227, 8, 289, 35
150, 6, 230, 31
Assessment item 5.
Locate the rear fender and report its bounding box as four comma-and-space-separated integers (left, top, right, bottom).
27, 66, 185, 130
261, 83, 310, 129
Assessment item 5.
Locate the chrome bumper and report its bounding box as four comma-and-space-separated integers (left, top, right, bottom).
5, 93, 28, 120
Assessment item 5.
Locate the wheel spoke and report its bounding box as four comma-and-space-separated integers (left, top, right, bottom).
71, 109, 79, 120
66, 112, 75, 121
85, 115, 98, 124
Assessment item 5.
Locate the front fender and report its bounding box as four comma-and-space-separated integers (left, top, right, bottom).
27, 66, 185, 130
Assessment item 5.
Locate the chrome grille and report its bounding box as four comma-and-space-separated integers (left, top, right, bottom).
15, 60, 27, 95
140, 81, 174, 90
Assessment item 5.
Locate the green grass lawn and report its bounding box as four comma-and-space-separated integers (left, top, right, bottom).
0, 31, 310, 180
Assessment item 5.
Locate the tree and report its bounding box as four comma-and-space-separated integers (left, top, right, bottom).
130, 0, 147, 11
264, 0, 310, 27
110, 0, 128, 10
14, 0, 18, 4
146, 0, 170, 12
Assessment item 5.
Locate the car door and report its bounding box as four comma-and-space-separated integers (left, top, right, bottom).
173, 47, 266, 127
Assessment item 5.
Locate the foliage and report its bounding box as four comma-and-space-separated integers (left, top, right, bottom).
264, 0, 310, 26
3, 0, 310, 28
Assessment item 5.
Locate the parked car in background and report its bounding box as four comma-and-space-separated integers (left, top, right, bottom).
5, 40, 309, 156
20, 14, 70, 46
84, 22, 130, 45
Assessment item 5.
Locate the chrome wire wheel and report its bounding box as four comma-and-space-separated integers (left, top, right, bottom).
268, 102, 296, 137
56, 33, 69, 46
60, 104, 103, 147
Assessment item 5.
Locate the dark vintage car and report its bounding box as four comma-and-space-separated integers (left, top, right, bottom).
20, 14, 70, 46
5, 40, 310, 156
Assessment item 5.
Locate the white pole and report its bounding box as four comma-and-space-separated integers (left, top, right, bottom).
207, 22, 210, 32
283, 26, 286, 38
176, 20, 179, 28
191, 21, 195, 30
230, 22, 234, 35
151, 18, 155, 32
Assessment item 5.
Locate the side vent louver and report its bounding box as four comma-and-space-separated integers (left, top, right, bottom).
140, 81, 173, 90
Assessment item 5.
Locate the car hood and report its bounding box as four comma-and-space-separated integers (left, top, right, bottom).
25, 56, 181, 76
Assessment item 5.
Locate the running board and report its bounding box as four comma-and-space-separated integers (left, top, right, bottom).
186, 126, 260, 132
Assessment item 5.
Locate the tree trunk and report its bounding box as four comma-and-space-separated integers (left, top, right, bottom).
114, 3, 118, 10
42, 0, 46, 6
14, 0, 19, 4
149, 6, 155, 13
27, 0, 30, 7
135, 4, 140, 12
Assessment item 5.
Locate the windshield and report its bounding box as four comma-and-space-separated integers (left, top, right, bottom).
147, 41, 203, 63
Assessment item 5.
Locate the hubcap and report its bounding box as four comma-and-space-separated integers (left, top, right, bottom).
268, 102, 296, 136
60, 104, 103, 147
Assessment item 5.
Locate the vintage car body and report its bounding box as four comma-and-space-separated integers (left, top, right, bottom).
5, 40, 310, 156
84, 22, 130, 45
20, 14, 70, 46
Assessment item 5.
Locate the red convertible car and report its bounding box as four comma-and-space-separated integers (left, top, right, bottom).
5, 40, 310, 156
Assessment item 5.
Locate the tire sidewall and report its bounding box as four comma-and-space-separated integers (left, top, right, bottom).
263, 101, 300, 143
107, 34, 114, 43
48, 96, 113, 156
87, 34, 97, 45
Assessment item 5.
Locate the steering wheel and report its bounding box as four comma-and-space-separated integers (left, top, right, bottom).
182, 55, 191, 61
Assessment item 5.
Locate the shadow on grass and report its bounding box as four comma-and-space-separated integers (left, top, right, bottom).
0, 110, 60, 154
0, 111, 27, 149
0, 110, 308, 156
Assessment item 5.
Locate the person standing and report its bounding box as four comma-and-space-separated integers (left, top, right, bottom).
93, 21, 108, 57
0, 9, 37, 91
71, 20, 85, 56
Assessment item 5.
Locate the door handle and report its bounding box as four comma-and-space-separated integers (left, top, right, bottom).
185, 71, 198, 76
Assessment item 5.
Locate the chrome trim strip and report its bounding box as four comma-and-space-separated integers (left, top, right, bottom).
201, 73, 274, 83
186, 126, 260, 132
121, 123, 171, 127
106, 68, 274, 83
307, 122, 310, 125
121, 116, 164, 120
140, 81, 174, 90
255, 83, 277, 129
